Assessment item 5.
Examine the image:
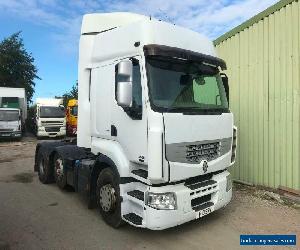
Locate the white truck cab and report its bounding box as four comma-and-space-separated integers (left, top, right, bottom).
35, 13, 237, 230
0, 108, 22, 138
35, 98, 66, 138
0, 87, 27, 139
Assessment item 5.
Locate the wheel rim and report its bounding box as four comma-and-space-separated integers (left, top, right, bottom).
99, 184, 117, 212
39, 159, 44, 175
55, 158, 64, 181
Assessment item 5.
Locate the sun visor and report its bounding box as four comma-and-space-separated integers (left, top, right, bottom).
144, 44, 227, 70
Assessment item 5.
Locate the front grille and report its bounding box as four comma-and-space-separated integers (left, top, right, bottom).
45, 127, 60, 132
186, 142, 220, 163
0, 129, 13, 132
42, 122, 64, 127
42, 121, 62, 124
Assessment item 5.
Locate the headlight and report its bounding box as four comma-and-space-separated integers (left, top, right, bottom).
226, 174, 232, 192
146, 192, 177, 210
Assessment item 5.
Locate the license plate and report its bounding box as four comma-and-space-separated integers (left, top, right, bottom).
199, 206, 214, 218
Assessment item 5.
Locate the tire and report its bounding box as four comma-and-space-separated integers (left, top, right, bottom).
96, 168, 124, 228
53, 153, 67, 189
37, 151, 53, 184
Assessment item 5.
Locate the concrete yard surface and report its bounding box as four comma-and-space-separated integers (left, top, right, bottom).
0, 137, 299, 250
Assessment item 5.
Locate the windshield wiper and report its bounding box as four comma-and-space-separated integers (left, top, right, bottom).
183, 108, 229, 115
164, 106, 229, 114
164, 106, 193, 113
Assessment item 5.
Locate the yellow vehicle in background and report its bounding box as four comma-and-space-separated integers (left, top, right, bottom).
66, 99, 78, 136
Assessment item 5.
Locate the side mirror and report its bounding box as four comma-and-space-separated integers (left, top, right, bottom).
116, 60, 133, 107
220, 73, 229, 104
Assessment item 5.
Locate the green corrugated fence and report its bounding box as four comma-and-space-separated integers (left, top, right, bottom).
214, 0, 300, 190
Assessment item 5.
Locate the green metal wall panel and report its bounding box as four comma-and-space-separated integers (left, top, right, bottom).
215, 0, 300, 190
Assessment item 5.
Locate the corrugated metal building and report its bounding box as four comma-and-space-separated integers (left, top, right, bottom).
214, 0, 300, 191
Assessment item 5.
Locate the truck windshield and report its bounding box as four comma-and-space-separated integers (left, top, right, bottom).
70, 106, 78, 116
40, 106, 65, 118
146, 56, 229, 113
0, 110, 19, 121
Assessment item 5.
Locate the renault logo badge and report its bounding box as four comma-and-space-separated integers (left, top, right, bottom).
202, 160, 208, 173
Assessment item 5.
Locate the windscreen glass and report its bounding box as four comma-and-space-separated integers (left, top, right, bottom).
40, 106, 65, 118
146, 56, 229, 113
0, 110, 19, 121
70, 106, 78, 116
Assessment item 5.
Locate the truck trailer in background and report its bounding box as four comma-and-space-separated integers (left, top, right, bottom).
34, 12, 237, 230
35, 98, 66, 138
0, 87, 27, 139
66, 99, 78, 136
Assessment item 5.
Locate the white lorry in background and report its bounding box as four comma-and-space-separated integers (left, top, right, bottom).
34, 13, 237, 230
0, 87, 27, 139
35, 98, 66, 138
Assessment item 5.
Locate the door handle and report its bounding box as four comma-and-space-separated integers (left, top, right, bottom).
111, 125, 117, 136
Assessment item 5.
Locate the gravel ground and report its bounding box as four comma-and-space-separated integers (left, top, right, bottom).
0, 137, 299, 250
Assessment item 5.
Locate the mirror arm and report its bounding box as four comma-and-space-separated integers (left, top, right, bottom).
220, 73, 229, 104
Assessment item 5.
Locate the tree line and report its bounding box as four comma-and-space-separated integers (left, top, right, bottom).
0, 32, 77, 104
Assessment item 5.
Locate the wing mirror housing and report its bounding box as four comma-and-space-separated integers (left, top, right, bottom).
116, 60, 133, 108
221, 73, 229, 104
59, 104, 65, 111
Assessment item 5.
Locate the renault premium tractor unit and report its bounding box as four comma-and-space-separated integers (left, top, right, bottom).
34, 13, 237, 230
35, 98, 66, 138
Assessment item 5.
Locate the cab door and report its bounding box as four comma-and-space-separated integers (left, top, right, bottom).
111, 57, 148, 165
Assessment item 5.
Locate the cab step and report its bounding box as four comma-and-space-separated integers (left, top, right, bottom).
123, 213, 143, 226
127, 190, 144, 201
131, 169, 148, 179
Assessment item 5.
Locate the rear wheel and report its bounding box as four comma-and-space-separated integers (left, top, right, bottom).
54, 153, 67, 189
37, 151, 52, 184
96, 168, 123, 228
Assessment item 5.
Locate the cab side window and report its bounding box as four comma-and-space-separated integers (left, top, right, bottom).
130, 59, 142, 119
132, 60, 142, 110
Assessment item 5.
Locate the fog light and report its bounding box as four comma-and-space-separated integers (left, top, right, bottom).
226, 174, 232, 192
146, 192, 177, 210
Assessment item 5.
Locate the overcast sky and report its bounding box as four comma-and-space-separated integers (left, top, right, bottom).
0, 0, 277, 101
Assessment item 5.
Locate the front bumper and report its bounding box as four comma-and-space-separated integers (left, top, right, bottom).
0, 131, 22, 138
121, 170, 232, 230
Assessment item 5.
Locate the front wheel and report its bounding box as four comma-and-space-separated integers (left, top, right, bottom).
96, 168, 123, 228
